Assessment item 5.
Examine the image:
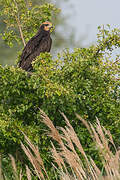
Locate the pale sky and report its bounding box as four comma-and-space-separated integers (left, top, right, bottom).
59, 0, 120, 46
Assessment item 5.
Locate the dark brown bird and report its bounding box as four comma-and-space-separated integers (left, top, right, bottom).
19, 21, 53, 71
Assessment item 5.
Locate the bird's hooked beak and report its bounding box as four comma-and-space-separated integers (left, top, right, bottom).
48, 23, 54, 32
48, 23, 53, 29
42, 21, 54, 32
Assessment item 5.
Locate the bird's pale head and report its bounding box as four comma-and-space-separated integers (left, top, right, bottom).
41, 21, 53, 32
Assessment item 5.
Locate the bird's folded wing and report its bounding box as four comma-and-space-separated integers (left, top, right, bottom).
20, 34, 43, 62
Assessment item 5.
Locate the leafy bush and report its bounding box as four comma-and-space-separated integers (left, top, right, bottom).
0, 26, 120, 173
0, 0, 120, 177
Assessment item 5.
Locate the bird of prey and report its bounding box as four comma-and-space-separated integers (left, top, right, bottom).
19, 21, 53, 71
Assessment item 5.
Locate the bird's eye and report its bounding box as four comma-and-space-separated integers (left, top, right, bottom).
45, 24, 49, 26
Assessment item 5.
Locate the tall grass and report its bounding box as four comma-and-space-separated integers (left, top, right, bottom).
1, 110, 120, 179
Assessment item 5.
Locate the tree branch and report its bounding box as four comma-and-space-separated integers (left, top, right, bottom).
13, 0, 26, 47
0, 154, 3, 180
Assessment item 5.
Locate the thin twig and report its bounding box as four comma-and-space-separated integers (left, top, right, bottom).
13, 0, 26, 47
0, 154, 3, 180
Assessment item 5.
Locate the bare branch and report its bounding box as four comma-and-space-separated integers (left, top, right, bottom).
0, 154, 3, 180
13, 0, 26, 47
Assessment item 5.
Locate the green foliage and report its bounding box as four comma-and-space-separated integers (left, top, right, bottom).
0, 25, 120, 153
0, 0, 76, 66
0, 0, 60, 47
0, 1, 120, 176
